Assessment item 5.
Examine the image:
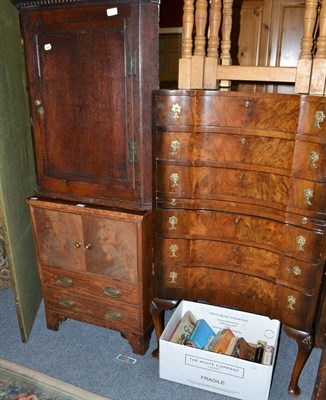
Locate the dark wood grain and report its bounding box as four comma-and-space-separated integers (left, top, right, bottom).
18, 1, 159, 209
152, 90, 326, 395
28, 198, 153, 354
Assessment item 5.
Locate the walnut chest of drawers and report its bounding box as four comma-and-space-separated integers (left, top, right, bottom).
151, 90, 326, 396
28, 198, 153, 354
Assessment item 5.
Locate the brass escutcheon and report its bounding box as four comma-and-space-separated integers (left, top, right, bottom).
170, 103, 182, 120
170, 173, 179, 188
169, 243, 178, 257
169, 271, 178, 284
170, 139, 181, 155
169, 216, 178, 230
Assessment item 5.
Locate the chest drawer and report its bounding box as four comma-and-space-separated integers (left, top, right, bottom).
155, 266, 316, 332
155, 132, 295, 172
41, 266, 139, 305
298, 97, 326, 135
157, 165, 326, 216
156, 208, 324, 263
197, 93, 300, 132
155, 91, 300, 132
44, 287, 141, 332
155, 238, 322, 294
293, 140, 326, 182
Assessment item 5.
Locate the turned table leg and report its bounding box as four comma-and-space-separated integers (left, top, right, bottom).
284, 325, 314, 396
150, 298, 178, 359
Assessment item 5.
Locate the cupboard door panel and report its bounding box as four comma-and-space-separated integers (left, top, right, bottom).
31, 207, 85, 270
84, 216, 138, 283
38, 26, 130, 186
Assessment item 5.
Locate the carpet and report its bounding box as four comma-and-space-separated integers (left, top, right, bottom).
0, 358, 110, 400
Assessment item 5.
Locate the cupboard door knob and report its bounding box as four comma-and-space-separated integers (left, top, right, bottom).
74, 242, 81, 248
56, 276, 73, 287
103, 287, 121, 298
35, 99, 42, 106
58, 299, 75, 309
84, 244, 92, 251
287, 295, 296, 311
287, 266, 302, 276
104, 311, 122, 321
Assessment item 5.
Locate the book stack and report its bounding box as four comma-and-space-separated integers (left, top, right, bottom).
168, 311, 274, 365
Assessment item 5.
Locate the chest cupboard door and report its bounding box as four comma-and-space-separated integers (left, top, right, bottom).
21, 3, 152, 207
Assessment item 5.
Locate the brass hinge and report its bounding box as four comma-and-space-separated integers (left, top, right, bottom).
127, 51, 136, 76
128, 140, 138, 163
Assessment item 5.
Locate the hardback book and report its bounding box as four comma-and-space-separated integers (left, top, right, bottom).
262, 344, 274, 365
184, 319, 215, 349
204, 330, 223, 351
213, 328, 235, 354
169, 310, 197, 344
225, 336, 240, 356
232, 337, 256, 362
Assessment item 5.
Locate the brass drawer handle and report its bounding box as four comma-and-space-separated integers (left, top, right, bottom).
58, 299, 75, 309
241, 137, 247, 145
104, 310, 122, 321
103, 287, 121, 298
170, 139, 180, 155
169, 243, 178, 257
296, 235, 306, 252
301, 217, 308, 225
309, 151, 319, 169
56, 276, 73, 288
169, 216, 178, 230
287, 295, 296, 311
169, 271, 178, 284
304, 188, 313, 205
287, 266, 302, 276
170, 103, 181, 120
74, 242, 81, 249
170, 173, 179, 188
84, 243, 92, 251
314, 110, 325, 129
239, 173, 244, 180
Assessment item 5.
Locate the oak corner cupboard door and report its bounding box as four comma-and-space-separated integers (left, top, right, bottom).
14, 0, 159, 210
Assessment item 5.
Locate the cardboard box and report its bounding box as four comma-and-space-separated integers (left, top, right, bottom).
160, 301, 280, 400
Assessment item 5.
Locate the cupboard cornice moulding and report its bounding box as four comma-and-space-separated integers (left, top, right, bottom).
12, 0, 159, 10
